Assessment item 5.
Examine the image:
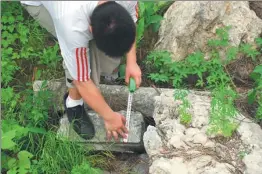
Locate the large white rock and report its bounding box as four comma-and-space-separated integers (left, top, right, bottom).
143, 90, 262, 174
155, 1, 262, 61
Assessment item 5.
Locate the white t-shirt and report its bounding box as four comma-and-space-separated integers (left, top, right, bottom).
20, 1, 138, 81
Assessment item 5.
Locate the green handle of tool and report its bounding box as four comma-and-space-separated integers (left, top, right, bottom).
129, 77, 136, 93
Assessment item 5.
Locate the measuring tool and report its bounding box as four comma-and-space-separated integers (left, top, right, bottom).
123, 77, 136, 143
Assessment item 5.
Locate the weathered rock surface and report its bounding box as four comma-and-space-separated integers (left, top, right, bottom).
143, 90, 262, 174
250, 1, 262, 20
155, 1, 262, 61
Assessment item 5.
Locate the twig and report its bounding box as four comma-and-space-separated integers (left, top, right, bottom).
224, 65, 237, 91
151, 84, 161, 95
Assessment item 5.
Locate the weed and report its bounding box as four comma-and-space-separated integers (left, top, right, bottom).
146, 25, 262, 137
173, 90, 192, 126
18, 82, 54, 127
208, 86, 239, 137
136, 2, 170, 46
1, 2, 62, 87
71, 162, 102, 174
32, 132, 109, 174
1, 119, 46, 174
238, 151, 248, 159
248, 64, 262, 120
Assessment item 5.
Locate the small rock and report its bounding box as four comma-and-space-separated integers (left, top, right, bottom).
191, 115, 209, 128
150, 157, 188, 174
143, 126, 163, 156
187, 155, 213, 173
215, 144, 230, 160
242, 149, 262, 174
204, 163, 233, 174
193, 133, 208, 145
205, 141, 215, 148
237, 117, 262, 149
186, 128, 200, 137
169, 135, 186, 149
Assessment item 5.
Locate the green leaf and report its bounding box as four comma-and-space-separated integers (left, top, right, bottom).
27, 127, 47, 134
152, 22, 161, 32
253, 65, 262, 75
2, 30, 10, 38
240, 43, 260, 60
146, 15, 163, 26
35, 69, 42, 80
1, 87, 15, 103
248, 89, 256, 104
8, 25, 15, 33
136, 17, 145, 43
172, 76, 183, 87
2, 130, 17, 150
226, 46, 238, 62
144, 3, 154, 16
2, 15, 8, 23
8, 158, 17, 169
250, 65, 262, 80
138, 2, 145, 17
149, 73, 169, 83
255, 37, 262, 46
18, 151, 33, 170
13, 126, 29, 139
12, 52, 20, 59
7, 168, 18, 174
186, 51, 204, 66
8, 16, 15, 24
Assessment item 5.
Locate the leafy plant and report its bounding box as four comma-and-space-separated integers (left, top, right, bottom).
19, 83, 54, 127
146, 25, 262, 137
208, 85, 238, 137
208, 26, 231, 47
248, 65, 262, 120
2, 82, 53, 128
38, 42, 62, 68
173, 90, 192, 126
1, 120, 45, 174
1, 1, 62, 87
239, 43, 260, 61
136, 1, 170, 45
71, 162, 102, 174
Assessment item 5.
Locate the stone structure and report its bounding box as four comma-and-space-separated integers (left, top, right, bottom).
143, 90, 262, 174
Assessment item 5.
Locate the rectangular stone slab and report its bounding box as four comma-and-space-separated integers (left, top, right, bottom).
57, 108, 146, 153
32, 80, 163, 118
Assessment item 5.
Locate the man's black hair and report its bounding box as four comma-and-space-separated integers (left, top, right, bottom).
90, 1, 136, 57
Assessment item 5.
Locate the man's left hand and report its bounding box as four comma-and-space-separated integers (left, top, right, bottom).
125, 62, 142, 88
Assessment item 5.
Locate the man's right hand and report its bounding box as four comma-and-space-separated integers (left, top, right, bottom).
104, 112, 128, 141
74, 79, 128, 142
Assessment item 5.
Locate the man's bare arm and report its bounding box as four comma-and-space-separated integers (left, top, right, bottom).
73, 79, 113, 121
73, 79, 128, 140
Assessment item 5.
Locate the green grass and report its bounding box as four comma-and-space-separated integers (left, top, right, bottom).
31, 132, 110, 174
